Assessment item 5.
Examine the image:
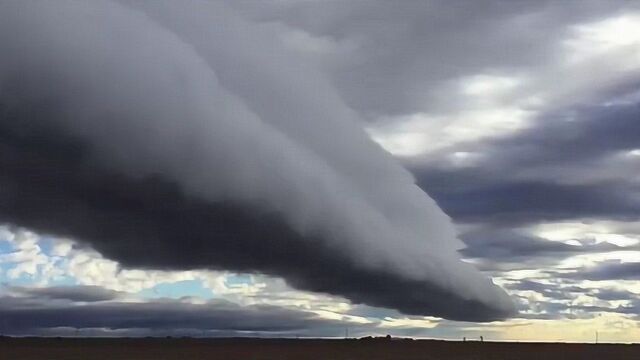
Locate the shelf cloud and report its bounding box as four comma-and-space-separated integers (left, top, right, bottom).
0, 0, 513, 321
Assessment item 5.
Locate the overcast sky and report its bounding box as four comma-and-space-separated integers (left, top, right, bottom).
1, 0, 640, 342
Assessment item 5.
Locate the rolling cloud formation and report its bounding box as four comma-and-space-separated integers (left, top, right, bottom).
0, 1, 513, 321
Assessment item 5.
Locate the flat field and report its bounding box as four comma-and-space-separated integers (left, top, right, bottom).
1, 337, 639, 360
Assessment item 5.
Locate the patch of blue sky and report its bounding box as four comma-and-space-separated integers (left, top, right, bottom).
0, 261, 13, 276
0, 271, 38, 286
138, 279, 213, 300
36, 236, 56, 256
0, 241, 17, 281
224, 273, 253, 286
47, 274, 78, 286
0, 238, 14, 254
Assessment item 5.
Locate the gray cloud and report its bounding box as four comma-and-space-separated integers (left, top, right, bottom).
428, 180, 638, 225
2, 0, 639, 328
456, 227, 623, 273
413, 97, 640, 226
505, 280, 583, 301
231, 0, 638, 117
461, 229, 621, 260
224, 0, 640, 325
592, 288, 639, 302
0, 285, 448, 338
0, 0, 512, 321
571, 261, 640, 281
6, 285, 122, 303
230, 0, 640, 232
0, 295, 345, 336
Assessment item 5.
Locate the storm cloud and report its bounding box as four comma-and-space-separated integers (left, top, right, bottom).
0, 1, 513, 321
569, 261, 640, 281
0, 292, 344, 336
6, 285, 123, 303
412, 100, 640, 226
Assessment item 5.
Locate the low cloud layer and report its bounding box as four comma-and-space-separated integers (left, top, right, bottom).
0, 1, 512, 321
0, 284, 447, 337
7, 285, 123, 303
0, 288, 344, 336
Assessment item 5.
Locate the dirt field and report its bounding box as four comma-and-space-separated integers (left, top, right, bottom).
2, 337, 639, 360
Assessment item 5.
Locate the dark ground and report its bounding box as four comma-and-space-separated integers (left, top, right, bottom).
1, 337, 639, 360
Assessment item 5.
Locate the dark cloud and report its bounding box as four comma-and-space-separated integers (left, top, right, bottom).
426, 180, 638, 225
0, 121, 509, 321
592, 288, 639, 302
504, 280, 582, 301
460, 229, 621, 260
233, 0, 640, 325
485, 102, 640, 168
570, 261, 640, 281
3, 0, 640, 328
0, 295, 345, 336
457, 228, 622, 272
7, 285, 122, 303
0, 286, 448, 338
413, 99, 640, 226
0, 1, 513, 321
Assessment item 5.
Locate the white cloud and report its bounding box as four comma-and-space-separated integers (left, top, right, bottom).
0, 229, 50, 280
565, 13, 640, 63
368, 106, 533, 158
533, 221, 640, 247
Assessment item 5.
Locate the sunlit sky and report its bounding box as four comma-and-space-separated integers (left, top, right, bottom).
2, 0, 640, 342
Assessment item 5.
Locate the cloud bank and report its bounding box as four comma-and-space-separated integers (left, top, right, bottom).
0, 287, 344, 336
0, 0, 512, 321
0, 284, 436, 337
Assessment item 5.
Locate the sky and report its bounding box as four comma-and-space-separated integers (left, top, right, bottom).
0, 0, 640, 342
